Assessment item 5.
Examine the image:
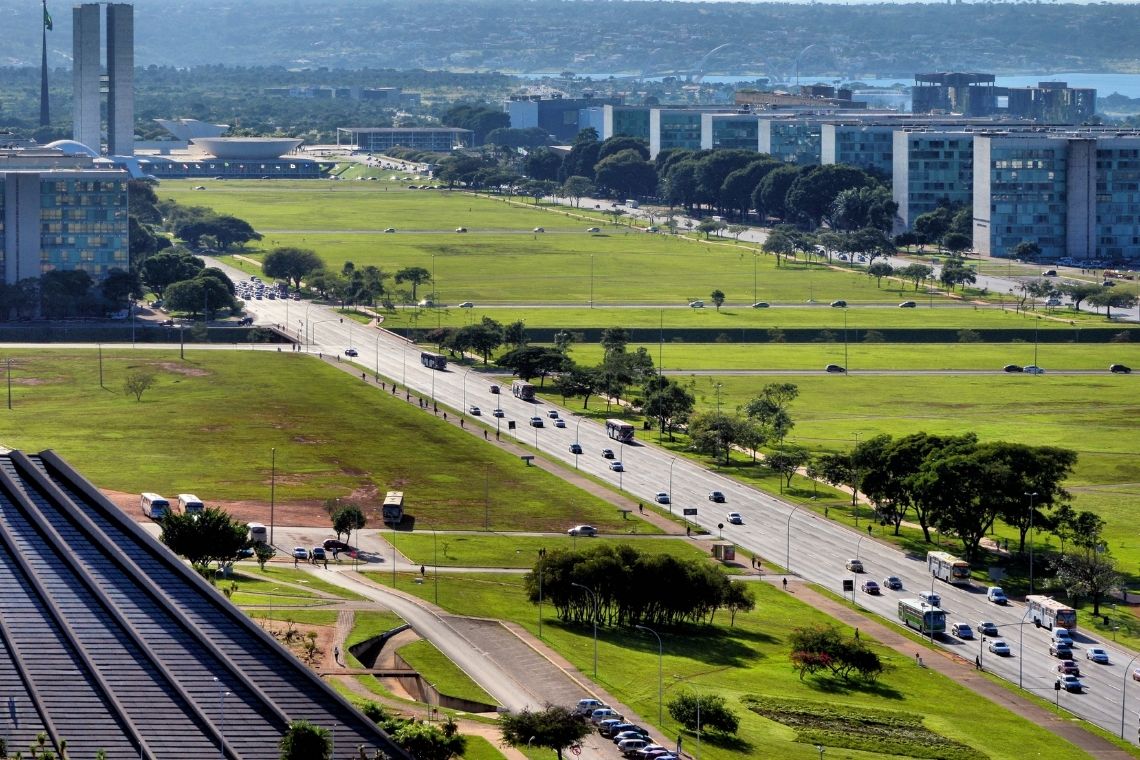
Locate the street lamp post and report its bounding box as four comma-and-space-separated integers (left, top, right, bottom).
1025, 491, 1038, 594
573, 416, 586, 469
843, 308, 849, 374
432, 527, 438, 605
635, 624, 663, 727
1121, 653, 1139, 739
461, 368, 473, 417
618, 442, 624, 491
786, 505, 801, 573
667, 456, 678, 514
213, 677, 230, 760
537, 548, 546, 639
270, 447, 277, 546
373, 331, 382, 381
855, 534, 865, 563
571, 582, 598, 677
1018, 606, 1032, 688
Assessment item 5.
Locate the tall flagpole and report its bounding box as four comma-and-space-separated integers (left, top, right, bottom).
39, 0, 51, 126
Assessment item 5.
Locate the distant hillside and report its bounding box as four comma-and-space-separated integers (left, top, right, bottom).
2, 0, 1139, 76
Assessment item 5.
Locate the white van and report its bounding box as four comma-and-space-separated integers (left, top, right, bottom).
247, 522, 268, 544
140, 493, 170, 520
986, 586, 1008, 605
177, 494, 205, 515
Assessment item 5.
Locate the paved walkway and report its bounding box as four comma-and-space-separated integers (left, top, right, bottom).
783, 578, 1135, 759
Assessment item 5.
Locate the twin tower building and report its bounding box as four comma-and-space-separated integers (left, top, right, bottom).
73, 3, 133, 156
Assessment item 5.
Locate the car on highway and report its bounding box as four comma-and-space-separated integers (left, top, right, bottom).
1050, 642, 1074, 660
469, 406, 481, 416
547, 410, 559, 419
533, 227, 545, 233
1056, 674, 1084, 692
830, 300, 847, 308
569, 525, 598, 537
1110, 363, 1132, 374
292, 547, 309, 560
458, 301, 474, 308
554, 419, 567, 428
726, 512, 744, 525
1057, 660, 1081, 676
601, 448, 615, 459
978, 621, 999, 636
383, 227, 396, 233
986, 586, 1008, 605
1042, 269, 1058, 277
455, 227, 467, 233
988, 639, 1011, 656
918, 591, 941, 607
883, 576, 903, 590
344, 348, 359, 357
1086, 647, 1110, 664
861, 580, 880, 595
845, 558, 864, 573
688, 300, 704, 308
529, 417, 544, 427
609, 461, 625, 472
751, 302, 770, 308
898, 301, 917, 308
1023, 365, 1046, 374
655, 492, 670, 504
586, 227, 601, 233
825, 364, 846, 373
492, 409, 505, 418
1002, 364, 1023, 373
1052, 628, 1073, 646
708, 491, 726, 503
1133, 667, 1140, 682
569, 443, 583, 454
951, 623, 974, 639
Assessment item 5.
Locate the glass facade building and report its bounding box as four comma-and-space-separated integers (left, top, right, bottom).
701, 114, 760, 151
822, 124, 895, 177
758, 120, 822, 166
892, 131, 975, 231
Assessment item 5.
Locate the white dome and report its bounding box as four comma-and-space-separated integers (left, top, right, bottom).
44, 139, 100, 157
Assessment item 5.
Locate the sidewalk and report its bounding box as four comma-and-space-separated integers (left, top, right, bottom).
782, 578, 1135, 759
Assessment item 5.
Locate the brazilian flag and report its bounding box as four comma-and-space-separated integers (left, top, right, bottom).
43, 3, 52, 31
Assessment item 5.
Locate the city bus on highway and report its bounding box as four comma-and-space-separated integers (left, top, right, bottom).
420, 352, 447, 370
898, 599, 946, 635
382, 491, 404, 525
512, 380, 536, 401
605, 419, 635, 443
1026, 595, 1077, 631
927, 551, 971, 585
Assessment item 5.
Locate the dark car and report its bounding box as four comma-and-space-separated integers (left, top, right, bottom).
1003, 364, 1023, 373
898, 301, 917, 308
1109, 364, 1132, 374
601, 448, 615, 459
830, 300, 848, 308
825, 364, 846, 374
708, 491, 726, 503
569, 443, 584, 455
861, 580, 880, 595
490, 384, 501, 394
323, 538, 352, 553
344, 348, 359, 357
529, 417, 544, 428
1050, 642, 1074, 660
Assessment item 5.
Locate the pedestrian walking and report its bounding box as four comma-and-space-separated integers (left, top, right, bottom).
420, 565, 426, 577
334, 646, 340, 663
637, 503, 643, 514
782, 577, 788, 591
854, 628, 860, 640
686, 525, 691, 537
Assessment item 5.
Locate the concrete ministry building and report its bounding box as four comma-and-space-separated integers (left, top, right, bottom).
335, 127, 473, 152
73, 3, 134, 156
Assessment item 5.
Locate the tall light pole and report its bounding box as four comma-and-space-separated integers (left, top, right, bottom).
667, 456, 678, 514
573, 416, 586, 469
853, 432, 861, 527
1018, 605, 1032, 688
571, 582, 598, 677
213, 677, 230, 760
1121, 653, 1139, 739
270, 447, 277, 546
432, 526, 438, 605
461, 368, 473, 416
373, 331, 382, 381
635, 624, 663, 727
1025, 491, 1038, 594
843, 308, 849, 374
786, 505, 801, 572
589, 254, 595, 309
537, 548, 546, 639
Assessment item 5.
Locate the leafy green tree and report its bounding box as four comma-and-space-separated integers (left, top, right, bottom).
254, 542, 275, 570
390, 719, 466, 760
762, 225, 796, 267
332, 505, 366, 541
939, 259, 976, 291
498, 346, 566, 385
503, 319, 529, 348
785, 164, 877, 229
486, 126, 550, 149
560, 128, 602, 181
755, 165, 801, 222
176, 215, 261, 250
696, 149, 759, 210
1012, 240, 1042, 261
263, 247, 323, 291
160, 506, 249, 572
642, 375, 695, 440
39, 269, 95, 319
867, 261, 893, 287
523, 148, 563, 182
1060, 282, 1106, 311
552, 363, 600, 408
1088, 288, 1138, 318
597, 135, 650, 163
986, 443, 1077, 552
766, 447, 810, 490
942, 231, 972, 256
697, 218, 726, 239
593, 149, 658, 198
663, 159, 701, 209
499, 706, 590, 760
458, 317, 504, 364
721, 158, 781, 219
600, 326, 630, 357
560, 175, 595, 208
687, 411, 746, 466
164, 275, 235, 318
830, 185, 897, 233
1052, 552, 1121, 615
440, 103, 510, 144
895, 263, 933, 291
141, 250, 205, 297
667, 691, 739, 734
813, 451, 858, 507
788, 625, 883, 681
743, 383, 799, 445
913, 207, 953, 246
394, 267, 432, 301
123, 370, 157, 402
279, 720, 332, 760
710, 288, 726, 310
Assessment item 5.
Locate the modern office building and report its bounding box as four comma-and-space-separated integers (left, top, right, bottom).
701, 113, 761, 152
759, 118, 823, 165
912, 73, 1096, 124
72, 3, 134, 155
603, 105, 652, 141
335, 127, 472, 152
1006, 82, 1097, 124
1, 147, 129, 285
912, 73, 999, 117
821, 123, 896, 177
506, 95, 624, 142
140, 138, 334, 179
892, 130, 976, 231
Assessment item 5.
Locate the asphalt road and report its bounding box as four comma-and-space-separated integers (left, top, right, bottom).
217, 256, 1140, 745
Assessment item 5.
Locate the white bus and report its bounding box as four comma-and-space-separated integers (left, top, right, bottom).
140, 492, 170, 520
927, 551, 971, 585
1026, 595, 1077, 631
177, 494, 205, 515
247, 522, 268, 544
605, 419, 635, 443
382, 491, 404, 525
898, 598, 946, 635
511, 380, 536, 401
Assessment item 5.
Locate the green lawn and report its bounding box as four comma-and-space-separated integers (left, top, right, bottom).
396, 638, 498, 707
458, 735, 507, 760
345, 610, 408, 668
0, 350, 626, 531
246, 609, 339, 626
236, 566, 370, 600
394, 533, 709, 568
371, 570, 1104, 760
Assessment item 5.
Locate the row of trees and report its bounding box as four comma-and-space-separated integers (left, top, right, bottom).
262, 247, 437, 310
523, 544, 755, 628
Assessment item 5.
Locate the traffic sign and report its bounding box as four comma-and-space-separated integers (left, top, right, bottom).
842, 579, 854, 592
683, 508, 698, 516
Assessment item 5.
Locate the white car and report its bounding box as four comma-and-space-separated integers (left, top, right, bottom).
292, 547, 309, 560
458, 301, 474, 308
468, 406, 481, 416
688, 300, 705, 308
569, 525, 598, 537
1023, 365, 1046, 375
586, 227, 601, 233
988, 639, 1011, 656
533, 227, 545, 233
726, 512, 743, 525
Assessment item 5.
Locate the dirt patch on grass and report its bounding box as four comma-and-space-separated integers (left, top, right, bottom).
154, 361, 210, 377
102, 489, 335, 528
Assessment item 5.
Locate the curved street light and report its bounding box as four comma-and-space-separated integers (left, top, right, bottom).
667, 456, 678, 515
635, 624, 664, 727
461, 368, 473, 417
785, 505, 801, 573
1121, 653, 1139, 739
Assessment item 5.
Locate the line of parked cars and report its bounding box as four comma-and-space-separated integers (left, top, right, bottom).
575, 700, 677, 759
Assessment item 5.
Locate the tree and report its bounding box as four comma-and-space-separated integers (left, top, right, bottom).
498, 346, 566, 385
896, 263, 934, 291
561, 175, 595, 208
164, 275, 235, 318
788, 624, 883, 682
1060, 282, 1105, 312
600, 327, 630, 357
642, 376, 695, 440
709, 289, 726, 311
160, 506, 249, 572
140, 250, 204, 297
987, 443, 1077, 552
176, 214, 261, 250
762, 225, 796, 267
1012, 240, 1042, 261
917, 443, 999, 559
459, 317, 504, 364
831, 185, 898, 233
867, 261, 894, 287
263, 247, 323, 291
101, 267, 141, 309
503, 320, 529, 348
695, 149, 758, 211
593, 149, 658, 198
279, 720, 332, 760
390, 720, 466, 760
667, 692, 739, 735
39, 269, 96, 319
123, 370, 157, 401
1052, 552, 1121, 615
939, 259, 976, 291
561, 128, 601, 181
766, 447, 810, 490
687, 412, 746, 466
942, 231, 972, 256
697, 218, 726, 239
394, 267, 432, 301
913, 208, 953, 246
332, 505, 366, 541
441, 103, 510, 144
553, 363, 600, 408
1088, 289, 1138, 318
499, 706, 590, 760
785, 165, 877, 229
254, 542, 275, 570
813, 452, 858, 507
755, 165, 801, 222
524, 148, 564, 182
721, 158, 781, 219
743, 383, 799, 445
597, 135, 650, 163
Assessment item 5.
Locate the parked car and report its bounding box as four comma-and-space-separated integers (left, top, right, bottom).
596, 718, 624, 734
708, 491, 726, 503
830, 300, 847, 308
883, 576, 903, 590
825, 364, 846, 373
726, 512, 744, 525
609, 461, 625, 472
1050, 642, 1074, 660
323, 538, 351, 552
590, 708, 621, 724
1086, 647, 1110, 664
898, 301, 917, 308
978, 621, 999, 636
601, 448, 615, 459
569, 443, 584, 455
344, 348, 359, 357
1023, 365, 1046, 375
612, 730, 650, 744
310, 547, 327, 561
618, 738, 649, 756
1003, 364, 1023, 373
575, 699, 606, 716
655, 492, 670, 504
952, 623, 974, 639
1110, 364, 1132, 374
845, 558, 864, 573
292, 547, 309, 560
1057, 661, 1081, 676
1056, 674, 1084, 692
1042, 269, 1058, 277
569, 525, 598, 537
861, 580, 880, 595
988, 639, 1011, 656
